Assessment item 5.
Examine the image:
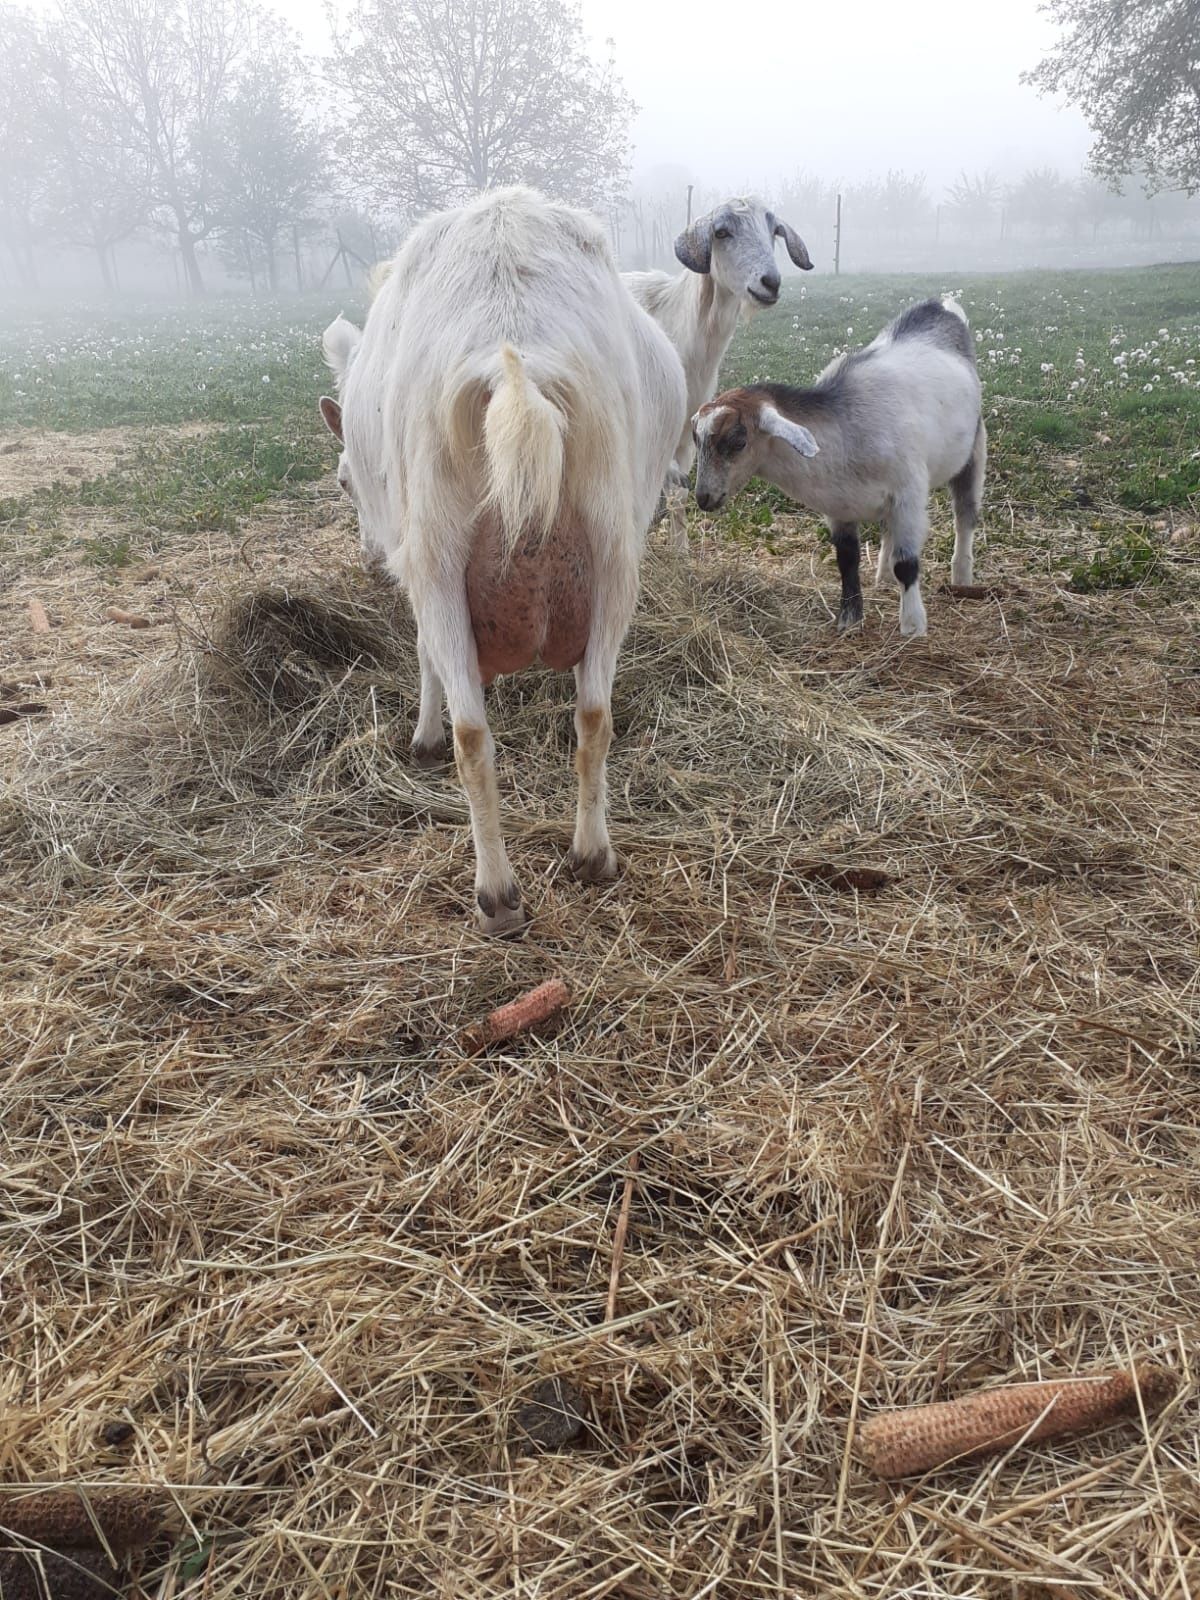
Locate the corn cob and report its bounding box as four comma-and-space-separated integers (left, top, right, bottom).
856, 1362, 1175, 1479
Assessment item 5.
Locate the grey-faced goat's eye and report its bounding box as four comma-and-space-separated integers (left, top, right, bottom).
714, 227, 731, 240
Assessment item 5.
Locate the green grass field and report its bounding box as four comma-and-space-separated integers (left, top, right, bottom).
2, 264, 1198, 589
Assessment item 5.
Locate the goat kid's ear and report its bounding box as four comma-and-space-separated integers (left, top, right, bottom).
759, 404, 819, 457
319, 395, 343, 442
768, 215, 814, 271
675, 217, 714, 275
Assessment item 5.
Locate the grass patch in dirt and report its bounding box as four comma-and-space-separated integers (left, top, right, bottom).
1, 544, 1197, 1597
1, 421, 333, 568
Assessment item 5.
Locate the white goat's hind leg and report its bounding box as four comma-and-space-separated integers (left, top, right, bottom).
419, 586, 523, 936
568, 561, 633, 884
570, 692, 617, 883
411, 634, 447, 767
950, 419, 987, 587
888, 480, 930, 638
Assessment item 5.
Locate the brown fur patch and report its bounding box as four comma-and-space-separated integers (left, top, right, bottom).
454, 724, 486, 762
696, 390, 761, 449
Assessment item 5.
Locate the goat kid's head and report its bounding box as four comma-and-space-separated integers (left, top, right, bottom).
675, 200, 812, 309
692, 391, 819, 512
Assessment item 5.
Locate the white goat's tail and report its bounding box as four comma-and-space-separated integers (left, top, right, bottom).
483, 345, 567, 554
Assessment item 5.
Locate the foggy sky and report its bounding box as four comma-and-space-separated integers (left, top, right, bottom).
576, 0, 1093, 190
243, 0, 1095, 193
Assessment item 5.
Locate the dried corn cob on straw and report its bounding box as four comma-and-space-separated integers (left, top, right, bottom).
459, 979, 570, 1055
856, 1362, 1175, 1479
0, 1486, 170, 1553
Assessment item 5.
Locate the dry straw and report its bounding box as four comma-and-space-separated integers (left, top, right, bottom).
1, 540, 1198, 1597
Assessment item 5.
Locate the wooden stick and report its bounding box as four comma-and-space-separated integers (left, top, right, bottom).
28, 599, 51, 635
855, 1362, 1175, 1480
605, 1150, 640, 1323
459, 978, 569, 1056
104, 606, 152, 629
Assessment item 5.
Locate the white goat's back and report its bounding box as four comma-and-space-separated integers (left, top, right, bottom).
340, 188, 678, 582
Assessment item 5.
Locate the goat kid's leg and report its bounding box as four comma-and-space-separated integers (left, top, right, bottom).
829, 521, 863, 631
950, 419, 987, 587
874, 530, 893, 588
411, 633, 447, 767
418, 587, 523, 936
888, 482, 930, 638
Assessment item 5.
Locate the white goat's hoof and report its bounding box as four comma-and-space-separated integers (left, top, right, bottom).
950, 562, 975, 587
411, 737, 448, 769
567, 845, 619, 884
476, 884, 525, 938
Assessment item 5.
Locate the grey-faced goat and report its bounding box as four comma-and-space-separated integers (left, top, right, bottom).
692, 298, 985, 636
623, 197, 812, 547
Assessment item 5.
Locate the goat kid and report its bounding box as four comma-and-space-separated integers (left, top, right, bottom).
693, 298, 986, 637
623, 198, 812, 549
319, 187, 685, 935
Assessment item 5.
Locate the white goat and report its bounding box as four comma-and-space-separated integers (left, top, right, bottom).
623, 197, 812, 546
319, 187, 686, 935
692, 297, 986, 637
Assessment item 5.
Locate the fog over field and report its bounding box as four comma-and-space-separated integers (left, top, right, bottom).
4, 0, 1200, 298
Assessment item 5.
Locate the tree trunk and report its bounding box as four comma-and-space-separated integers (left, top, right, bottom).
293, 224, 303, 292
178, 230, 206, 295
94, 239, 115, 294
265, 238, 278, 294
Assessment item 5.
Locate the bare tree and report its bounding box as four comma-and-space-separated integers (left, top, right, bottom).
877, 170, 931, 237
211, 37, 325, 292
0, 7, 49, 288
329, 0, 634, 217
1007, 167, 1079, 236
57, 0, 254, 293
944, 170, 1003, 237
37, 19, 151, 290
1025, 0, 1200, 194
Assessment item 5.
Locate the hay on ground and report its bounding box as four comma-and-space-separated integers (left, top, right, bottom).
1, 543, 1198, 1598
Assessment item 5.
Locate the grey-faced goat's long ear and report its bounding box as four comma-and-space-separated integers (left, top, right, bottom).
319, 395, 343, 442
674, 216, 714, 275
759, 404, 819, 457
767, 214, 813, 271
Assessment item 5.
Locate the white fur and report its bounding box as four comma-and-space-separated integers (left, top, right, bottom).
321, 187, 685, 932
322, 315, 362, 386
623, 198, 806, 488
758, 404, 819, 457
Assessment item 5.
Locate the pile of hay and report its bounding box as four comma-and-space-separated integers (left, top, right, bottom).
1, 545, 1197, 1597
